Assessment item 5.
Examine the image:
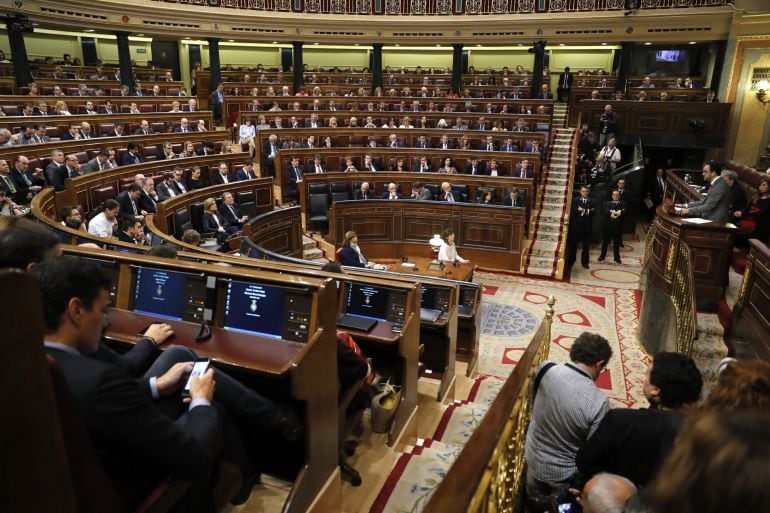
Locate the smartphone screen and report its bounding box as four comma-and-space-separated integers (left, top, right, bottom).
558, 503, 572, 513
183, 359, 210, 395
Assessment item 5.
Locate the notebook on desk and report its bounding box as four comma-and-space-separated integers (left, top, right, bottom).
420, 308, 442, 322
337, 313, 378, 332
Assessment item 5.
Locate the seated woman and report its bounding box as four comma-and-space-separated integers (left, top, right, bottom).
343, 156, 358, 173
202, 197, 239, 244
478, 190, 496, 205
239, 118, 257, 158
391, 157, 407, 172
438, 228, 469, 265
338, 231, 377, 268
438, 156, 458, 174
255, 114, 271, 130
179, 141, 197, 158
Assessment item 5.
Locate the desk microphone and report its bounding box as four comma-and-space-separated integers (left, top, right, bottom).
196, 321, 212, 342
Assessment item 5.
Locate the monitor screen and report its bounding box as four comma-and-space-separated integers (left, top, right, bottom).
655, 50, 685, 62
421, 285, 450, 312
132, 267, 199, 321
344, 282, 391, 321
223, 280, 286, 339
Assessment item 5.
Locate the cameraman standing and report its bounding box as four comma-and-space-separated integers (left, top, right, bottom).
524, 332, 612, 513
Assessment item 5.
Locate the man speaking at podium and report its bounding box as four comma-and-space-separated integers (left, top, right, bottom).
674, 161, 732, 223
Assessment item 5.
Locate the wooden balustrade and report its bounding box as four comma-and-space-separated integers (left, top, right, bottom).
732, 239, 770, 361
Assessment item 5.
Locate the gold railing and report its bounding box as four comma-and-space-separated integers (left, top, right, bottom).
670, 242, 697, 355
423, 296, 555, 513
643, 218, 657, 264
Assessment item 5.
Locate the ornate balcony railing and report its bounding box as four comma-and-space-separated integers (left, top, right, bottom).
156, 0, 732, 15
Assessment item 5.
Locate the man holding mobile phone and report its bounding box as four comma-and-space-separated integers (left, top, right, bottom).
34, 256, 221, 512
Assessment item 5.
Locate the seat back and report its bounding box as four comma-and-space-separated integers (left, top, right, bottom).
424, 183, 438, 200
308, 182, 329, 195
309, 193, 329, 216
0, 271, 80, 513
451, 184, 468, 202
330, 181, 351, 203
189, 202, 205, 234
90, 185, 117, 210
173, 208, 191, 239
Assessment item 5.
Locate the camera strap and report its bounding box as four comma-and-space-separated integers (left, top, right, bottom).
532, 362, 556, 402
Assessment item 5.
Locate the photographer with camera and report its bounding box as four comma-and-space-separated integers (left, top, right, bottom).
524, 332, 612, 513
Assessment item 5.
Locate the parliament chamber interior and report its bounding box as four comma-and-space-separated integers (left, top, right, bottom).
2, 0, 770, 512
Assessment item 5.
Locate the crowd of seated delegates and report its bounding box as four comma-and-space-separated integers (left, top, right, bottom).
522, 327, 770, 513
0, 219, 305, 510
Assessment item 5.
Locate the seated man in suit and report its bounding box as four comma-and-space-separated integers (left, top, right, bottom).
261, 135, 280, 178
675, 161, 733, 223
415, 135, 432, 149
133, 119, 155, 136
218, 191, 249, 228
32, 256, 223, 512
235, 161, 257, 181
413, 156, 432, 173
283, 156, 303, 202
309, 155, 326, 174
465, 157, 487, 176
211, 162, 233, 185
353, 182, 373, 200
138, 177, 159, 213
437, 135, 453, 151
504, 187, 526, 208
116, 183, 147, 222
514, 159, 535, 179
122, 142, 144, 166
117, 218, 146, 245
83, 148, 116, 173
156, 172, 178, 201
361, 154, 379, 172
438, 181, 458, 202
411, 181, 433, 201
382, 182, 400, 200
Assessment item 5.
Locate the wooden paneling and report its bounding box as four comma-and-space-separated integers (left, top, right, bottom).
732, 239, 770, 360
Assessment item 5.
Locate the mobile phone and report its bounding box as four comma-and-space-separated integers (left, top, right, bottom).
557, 503, 572, 513
183, 359, 211, 396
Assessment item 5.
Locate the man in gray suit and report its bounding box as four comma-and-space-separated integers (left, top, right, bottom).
675, 161, 732, 222
410, 182, 433, 200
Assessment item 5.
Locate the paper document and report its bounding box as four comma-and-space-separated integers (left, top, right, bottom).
681, 218, 712, 224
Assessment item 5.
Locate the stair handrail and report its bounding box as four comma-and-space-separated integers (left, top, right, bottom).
422, 296, 556, 513
555, 128, 580, 280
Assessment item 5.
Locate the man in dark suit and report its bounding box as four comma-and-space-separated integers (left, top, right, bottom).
437, 135, 454, 151
557, 66, 574, 102
45, 149, 68, 192
33, 257, 221, 511
361, 154, 379, 172
649, 168, 666, 210
535, 84, 554, 100
261, 135, 280, 178
9, 155, 44, 203
235, 162, 257, 181
122, 142, 144, 166
412, 156, 432, 173
117, 218, 145, 245
438, 182, 457, 202
465, 157, 487, 176
504, 188, 526, 208
285, 156, 304, 200
156, 172, 178, 201
116, 183, 146, 222
219, 192, 250, 228
209, 83, 225, 123
675, 161, 732, 222
514, 160, 535, 179
211, 162, 233, 186
382, 182, 400, 200
598, 189, 626, 264
353, 182, 372, 200
415, 135, 432, 149
138, 177, 159, 214
308, 155, 326, 175
569, 186, 595, 269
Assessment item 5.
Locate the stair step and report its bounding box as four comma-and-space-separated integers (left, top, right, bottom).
303, 248, 324, 260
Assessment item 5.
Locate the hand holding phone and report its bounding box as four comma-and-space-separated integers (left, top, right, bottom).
183, 359, 212, 398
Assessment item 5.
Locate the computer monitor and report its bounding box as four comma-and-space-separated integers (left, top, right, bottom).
343, 282, 407, 324
130, 266, 207, 322
81, 256, 119, 306
222, 280, 313, 342
420, 284, 451, 313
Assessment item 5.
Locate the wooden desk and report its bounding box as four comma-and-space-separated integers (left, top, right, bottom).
646, 206, 736, 302
379, 256, 473, 282
329, 199, 525, 271
732, 239, 770, 360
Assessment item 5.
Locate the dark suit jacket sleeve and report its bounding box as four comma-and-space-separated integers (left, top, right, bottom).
575, 409, 618, 478
203, 213, 221, 233
91, 365, 220, 480
91, 338, 160, 377
211, 174, 224, 185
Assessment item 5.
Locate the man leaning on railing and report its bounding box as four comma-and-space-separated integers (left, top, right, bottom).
524, 332, 612, 513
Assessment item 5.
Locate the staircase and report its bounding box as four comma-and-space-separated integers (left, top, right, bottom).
302, 235, 327, 263
552, 101, 569, 129
368, 376, 504, 513
524, 116, 576, 279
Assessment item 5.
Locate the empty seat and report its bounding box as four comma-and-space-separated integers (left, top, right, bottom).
330, 182, 351, 203
424, 183, 438, 200
451, 184, 469, 202
189, 202, 205, 234
90, 185, 117, 210
173, 208, 192, 239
